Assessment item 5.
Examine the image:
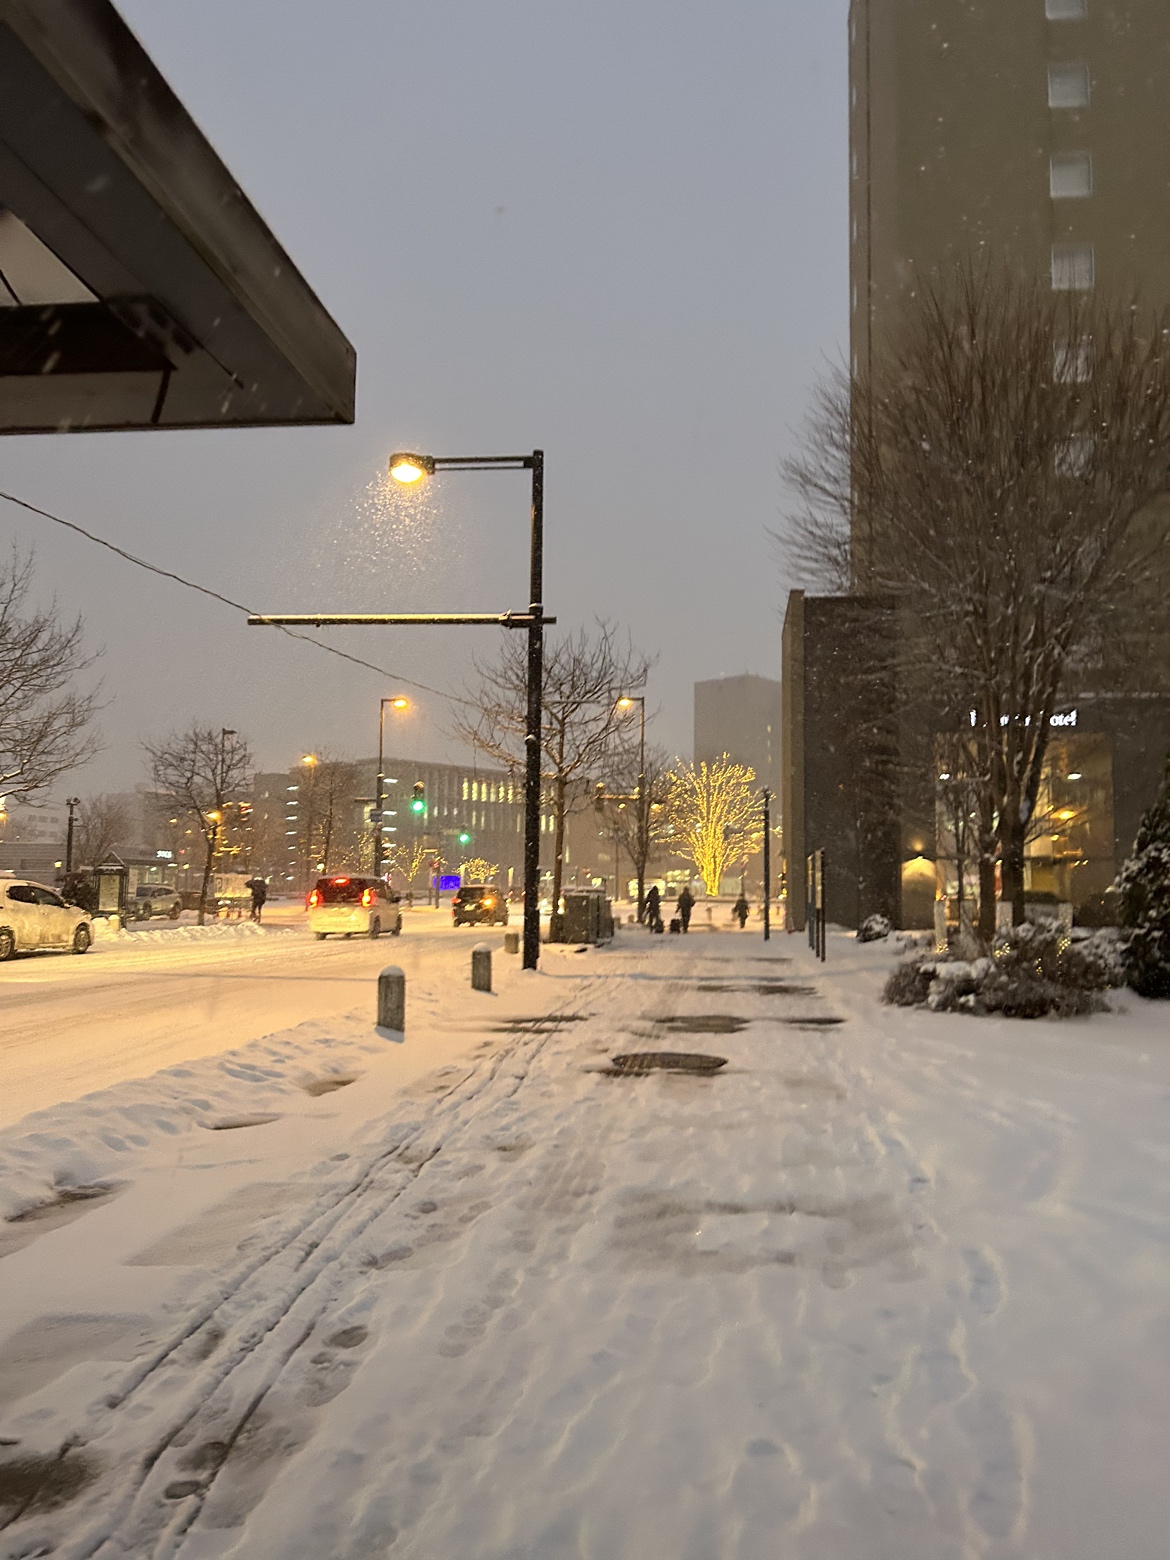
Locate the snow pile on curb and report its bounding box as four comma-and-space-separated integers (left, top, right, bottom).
94, 919, 298, 946
0, 1017, 391, 1220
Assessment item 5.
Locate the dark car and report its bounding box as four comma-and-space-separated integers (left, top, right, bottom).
452, 884, 509, 927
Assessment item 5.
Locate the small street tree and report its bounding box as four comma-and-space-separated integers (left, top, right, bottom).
1117, 758, 1170, 999
454, 622, 651, 922
0, 549, 99, 804
459, 856, 499, 884
784, 262, 1170, 935
74, 793, 129, 869
604, 741, 671, 917
146, 726, 252, 923
664, 757, 760, 897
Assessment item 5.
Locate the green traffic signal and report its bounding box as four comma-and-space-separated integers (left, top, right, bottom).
458, 831, 471, 845
411, 780, 426, 815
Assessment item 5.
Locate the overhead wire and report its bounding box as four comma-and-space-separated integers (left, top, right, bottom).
0, 487, 476, 709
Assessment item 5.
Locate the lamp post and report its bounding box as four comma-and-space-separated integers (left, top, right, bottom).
248, 450, 551, 970
387, 452, 546, 970
373, 696, 410, 878
762, 786, 772, 943
65, 796, 81, 875
616, 695, 647, 921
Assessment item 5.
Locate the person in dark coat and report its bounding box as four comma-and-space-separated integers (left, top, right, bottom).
645, 884, 662, 931
245, 876, 268, 922
676, 884, 695, 933
732, 893, 750, 929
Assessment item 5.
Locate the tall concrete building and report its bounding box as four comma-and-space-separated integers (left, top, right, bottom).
850, 0, 1170, 381
783, 0, 1170, 930
694, 675, 782, 792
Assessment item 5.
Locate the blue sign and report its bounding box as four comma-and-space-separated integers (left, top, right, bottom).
437, 874, 461, 891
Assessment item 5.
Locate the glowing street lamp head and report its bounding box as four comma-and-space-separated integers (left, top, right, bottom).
389, 696, 410, 710
389, 452, 435, 484
302, 753, 317, 767
617, 697, 634, 712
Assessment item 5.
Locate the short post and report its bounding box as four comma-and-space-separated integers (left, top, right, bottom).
504, 929, 520, 955
377, 965, 405, 1032
471, 943, 492, 992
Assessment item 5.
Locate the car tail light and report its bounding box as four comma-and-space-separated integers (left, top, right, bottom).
361, 887, 374, 906
333, 876, 350, 885
308, 889, 320, 908
483, 897, 494, 907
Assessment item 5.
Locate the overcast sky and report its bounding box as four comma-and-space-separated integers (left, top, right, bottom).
1, 0, 848, 792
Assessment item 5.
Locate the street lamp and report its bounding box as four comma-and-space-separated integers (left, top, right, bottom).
616, 695, 647, 921
387, 451, 546, 971
65, 796, 81, 875
249, 451, 551, 969
373, 695, 411, 878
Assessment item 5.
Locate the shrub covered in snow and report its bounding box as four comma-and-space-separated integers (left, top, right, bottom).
883, 922, 1121, 1018
1117, 766, 1170, 999
856, 913, 893, 943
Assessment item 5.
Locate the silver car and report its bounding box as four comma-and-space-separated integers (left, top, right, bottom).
0, 876, 93, 959
132, 885, 183, 921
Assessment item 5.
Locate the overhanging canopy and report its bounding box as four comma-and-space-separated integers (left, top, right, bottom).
0, 0, 355, 432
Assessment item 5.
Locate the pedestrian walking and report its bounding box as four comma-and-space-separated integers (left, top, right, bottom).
245, 876, 268, 923
645, 884, 662, 932
676, 884, 694, 933
732, 893, 749, 929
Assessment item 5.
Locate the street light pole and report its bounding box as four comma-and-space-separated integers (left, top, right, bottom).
762, 786, 772, 943
616, 695, 647, 921
373, 696, 409, 878
65, 796, 81, 874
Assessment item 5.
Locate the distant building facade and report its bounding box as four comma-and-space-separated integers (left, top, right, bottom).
694, 675, 781, 791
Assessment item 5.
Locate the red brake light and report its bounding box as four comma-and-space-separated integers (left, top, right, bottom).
361, 887, 374, 906
308, 889, 320, 907
333, 876, 349, 885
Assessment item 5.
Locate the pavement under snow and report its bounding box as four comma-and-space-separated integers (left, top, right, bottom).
0, 927, 1167, 1559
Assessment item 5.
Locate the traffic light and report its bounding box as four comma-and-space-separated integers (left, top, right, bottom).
458, 830, 471, 846
411, 781, 426, 816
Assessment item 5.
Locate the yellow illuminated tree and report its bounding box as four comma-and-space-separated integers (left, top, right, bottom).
664, 756, 760, 896
459, 857, 499, 884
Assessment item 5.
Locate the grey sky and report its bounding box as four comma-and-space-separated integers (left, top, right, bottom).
1, 0, 848, 792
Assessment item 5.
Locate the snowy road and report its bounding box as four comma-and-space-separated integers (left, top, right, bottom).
0, 930, 1167, 1559
0, 909, 452, 1127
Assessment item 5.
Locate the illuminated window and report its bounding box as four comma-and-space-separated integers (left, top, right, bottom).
1046, 0, 1086, 17
1051, 243, 1094, 290
1048, 62, 1090, 109
1050, 151, 1092, 198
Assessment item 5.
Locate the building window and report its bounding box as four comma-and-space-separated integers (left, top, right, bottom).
1050, 151, 1092, 197
1051, 243, 1094, 290
1054, 337, 1092, 382
1048, 62, 1090, 109
1046, 0, 1087, 17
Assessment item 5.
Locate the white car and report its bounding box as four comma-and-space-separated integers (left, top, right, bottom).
131, 885, 183, 920
307, 875, 402, 939
0, 876, 93, 959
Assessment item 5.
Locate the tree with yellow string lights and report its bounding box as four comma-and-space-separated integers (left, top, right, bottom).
663, 757, 760, 898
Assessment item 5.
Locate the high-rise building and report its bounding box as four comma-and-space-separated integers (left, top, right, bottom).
694, 675, 782, 792
782, 1, 1170, 930
850, 0, 1170, 384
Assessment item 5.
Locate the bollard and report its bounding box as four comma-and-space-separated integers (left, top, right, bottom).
471, 943, 492, 992
503, 929, 520, 956
377, 965, 405, 1032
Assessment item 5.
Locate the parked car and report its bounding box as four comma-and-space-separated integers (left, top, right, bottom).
0, 874, 93, 959
131, 885, 183, 921
452, 884, 509, 927
307, 875, 402, 939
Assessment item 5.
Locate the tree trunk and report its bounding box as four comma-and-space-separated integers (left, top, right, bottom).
198, 827, 215, 926
551, 777, 567, 933
1001, 812, 1027, 926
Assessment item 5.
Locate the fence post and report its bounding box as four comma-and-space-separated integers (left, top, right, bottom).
504, 929, 520, 955
377, 965, 405, 1032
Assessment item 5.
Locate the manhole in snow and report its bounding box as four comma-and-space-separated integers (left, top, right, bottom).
654, 1015, 748, 1035
606, 1052, 728, 1076
782, 1016, 844, 1027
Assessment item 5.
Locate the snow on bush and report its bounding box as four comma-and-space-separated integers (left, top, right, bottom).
883, 922, 1121, 1018
1117, 764, 1170, 999
856, 913, 893, 943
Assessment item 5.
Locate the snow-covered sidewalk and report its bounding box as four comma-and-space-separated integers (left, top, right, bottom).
1, 931, 1167, 1559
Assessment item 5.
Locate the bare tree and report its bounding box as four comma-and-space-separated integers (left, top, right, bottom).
782, 263, 1170, 934
74, 793, 129, 869
146, 726, 253, 923
298, 754, 361, 883
453, 622, 652, 923
0, 548, 99, 804
604, 741, 672, 916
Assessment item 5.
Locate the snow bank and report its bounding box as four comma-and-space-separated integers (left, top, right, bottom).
0, 1016, 388, 1220
94, 919, 298, 947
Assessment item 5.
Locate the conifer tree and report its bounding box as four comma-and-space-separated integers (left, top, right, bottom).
1118, 759, 1170, 999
